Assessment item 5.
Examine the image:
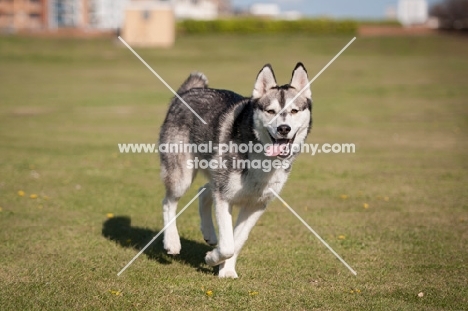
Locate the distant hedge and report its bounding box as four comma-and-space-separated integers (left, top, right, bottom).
177, 19, 358, 35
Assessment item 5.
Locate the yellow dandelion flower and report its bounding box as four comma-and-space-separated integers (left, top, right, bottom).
363, 203, 369, 209
384, 196, 389, 202
349, 290, 354, 293
338, 235, 346, 240
106, 213, 114, 219
249, 291, 259, 296
109, 290, 122, 296
206, 290, 213, 297
356, 289, 361, 293
18, 190, 25, 197
30, 194, 38, 199
340, 194, 348, 200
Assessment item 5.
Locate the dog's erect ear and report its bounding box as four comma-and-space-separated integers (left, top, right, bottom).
290, 62, 311, 99
252, 64, 277, 99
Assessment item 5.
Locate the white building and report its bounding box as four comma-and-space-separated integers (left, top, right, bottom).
250, 3, 280, 18
397, 0, 428, 26
173, 0, 218, 20
48, 0, 130, 30
88, 0, 130, 29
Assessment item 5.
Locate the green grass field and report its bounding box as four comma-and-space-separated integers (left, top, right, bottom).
0, 33, 467, 310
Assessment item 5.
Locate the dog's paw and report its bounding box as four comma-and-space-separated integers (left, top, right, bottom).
218, 269, 238, 278
163, 234, 181, 255
218, 259, 238, 278
164, 243, 181, 255
205, 250, 219, 266
205, 249, 233, 266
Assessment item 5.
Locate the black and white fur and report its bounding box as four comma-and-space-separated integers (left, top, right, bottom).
159, 63, 312, 278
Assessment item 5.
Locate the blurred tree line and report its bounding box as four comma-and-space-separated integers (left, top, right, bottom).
430, 0, 468, 30
177, 19, 357, 35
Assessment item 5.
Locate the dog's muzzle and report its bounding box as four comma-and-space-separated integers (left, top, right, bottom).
265, 133, 296, 158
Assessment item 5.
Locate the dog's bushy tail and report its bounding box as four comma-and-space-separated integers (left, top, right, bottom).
177, 72, 208, 94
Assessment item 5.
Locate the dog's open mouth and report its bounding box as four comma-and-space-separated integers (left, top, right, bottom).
265, 133, 296, 158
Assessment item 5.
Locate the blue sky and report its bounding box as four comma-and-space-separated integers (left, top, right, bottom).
231, 0, 441, 19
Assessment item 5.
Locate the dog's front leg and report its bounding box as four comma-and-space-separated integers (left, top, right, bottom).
218, 205, 266, 278
205, 194, 234, 266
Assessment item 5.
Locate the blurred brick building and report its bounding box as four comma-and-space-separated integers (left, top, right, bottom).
0, 0, 230, 32
0, 0, 129, 31
0, 0, 48, 31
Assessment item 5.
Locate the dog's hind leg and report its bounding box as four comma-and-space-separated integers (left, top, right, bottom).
162, 195, 182, 255
218, 205, 266, 278
199, 184, 217, 246
161, 156, 196, 255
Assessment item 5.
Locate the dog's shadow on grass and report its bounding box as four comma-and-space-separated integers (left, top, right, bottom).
102, 216, 214, 275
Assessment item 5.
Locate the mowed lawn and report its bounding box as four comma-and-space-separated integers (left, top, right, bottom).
0, 33, 467, 310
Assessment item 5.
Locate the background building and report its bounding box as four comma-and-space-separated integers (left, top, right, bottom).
87, 0, 130, 29
397, 0, 429, 26
0, 0, 228, 33
249, 3, 280, 18
173, 0, 218, 20
121, 0, 174, 47
0, 0, 48, 31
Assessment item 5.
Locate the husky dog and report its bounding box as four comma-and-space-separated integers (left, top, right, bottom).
159, 63, 312, 278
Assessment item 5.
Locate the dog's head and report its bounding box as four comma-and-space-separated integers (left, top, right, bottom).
252, 63, 312, 159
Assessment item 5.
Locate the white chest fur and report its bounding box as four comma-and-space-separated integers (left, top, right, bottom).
223, 165, 290, 207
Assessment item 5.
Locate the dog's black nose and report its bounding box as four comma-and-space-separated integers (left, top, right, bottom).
277, 125, 291, 136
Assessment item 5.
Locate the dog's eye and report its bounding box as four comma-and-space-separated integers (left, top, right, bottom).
291, 109, 299, 114
266, 110, 276, 115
